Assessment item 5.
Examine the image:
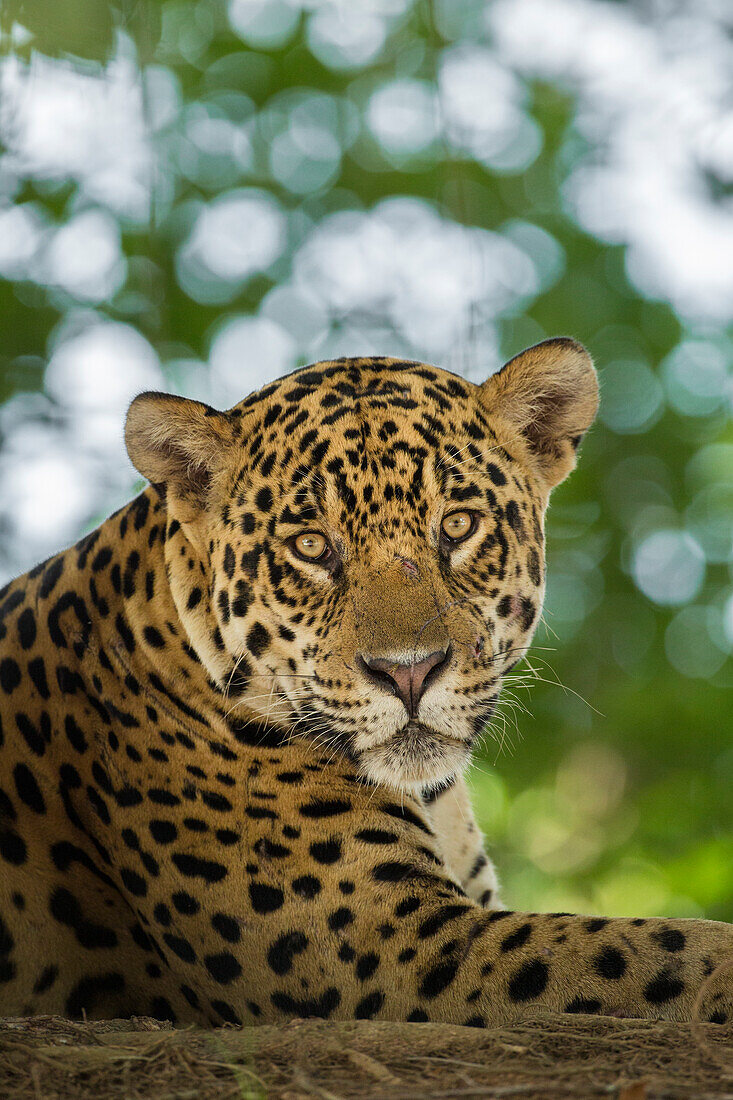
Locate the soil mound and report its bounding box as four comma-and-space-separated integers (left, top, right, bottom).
2, 1012, 732, 1099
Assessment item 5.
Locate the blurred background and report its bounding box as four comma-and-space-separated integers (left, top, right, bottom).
0, 0, 731, 919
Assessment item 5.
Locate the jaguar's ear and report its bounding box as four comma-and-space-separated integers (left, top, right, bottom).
478, 338, 598, 489
125, 393, 235, 511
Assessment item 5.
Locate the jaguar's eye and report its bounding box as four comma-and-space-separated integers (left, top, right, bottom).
441, 511, 476, 543
292, 531, 330, 562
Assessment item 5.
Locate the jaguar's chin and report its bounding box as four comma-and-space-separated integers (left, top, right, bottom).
358, 723, 471, 792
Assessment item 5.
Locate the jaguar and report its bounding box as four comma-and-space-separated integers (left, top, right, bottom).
0, 337, 731, 1027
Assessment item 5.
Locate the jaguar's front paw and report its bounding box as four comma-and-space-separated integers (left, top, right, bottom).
695, 956, 733, 1025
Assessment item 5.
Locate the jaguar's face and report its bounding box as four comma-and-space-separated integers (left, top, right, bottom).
126, 341, 598, 791
207, 366, 547, 791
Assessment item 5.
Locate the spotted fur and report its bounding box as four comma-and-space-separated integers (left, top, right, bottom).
0, 339, 731, 1027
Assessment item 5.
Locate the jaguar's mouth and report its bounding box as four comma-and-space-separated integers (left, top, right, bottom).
358, 722, 472, 791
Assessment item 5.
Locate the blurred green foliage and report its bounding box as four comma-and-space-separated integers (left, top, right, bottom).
0, 0, 731, 919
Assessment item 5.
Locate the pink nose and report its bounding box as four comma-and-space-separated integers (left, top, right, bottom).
357, 648, 451, 717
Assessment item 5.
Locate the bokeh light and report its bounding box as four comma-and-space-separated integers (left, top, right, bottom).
632, 530, 706, 607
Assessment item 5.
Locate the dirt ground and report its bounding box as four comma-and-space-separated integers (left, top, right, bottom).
2, 1013, 733, 1100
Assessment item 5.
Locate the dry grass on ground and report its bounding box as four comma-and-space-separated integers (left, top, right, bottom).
2, 1012, 733, 1100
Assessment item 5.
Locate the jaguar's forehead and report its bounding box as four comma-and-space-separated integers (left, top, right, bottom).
225, 357, 521, 532
229, 357, 509, 484
232, 357, 478, 427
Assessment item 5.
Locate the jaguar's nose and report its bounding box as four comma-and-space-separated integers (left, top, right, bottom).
357, 647, 451, 717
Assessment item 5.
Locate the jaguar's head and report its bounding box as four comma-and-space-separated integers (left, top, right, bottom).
126, 338, 597, 791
